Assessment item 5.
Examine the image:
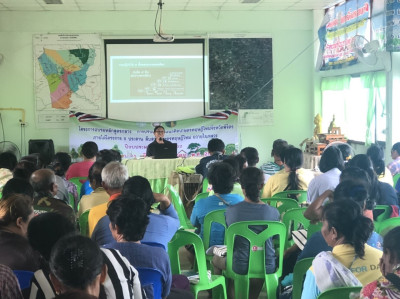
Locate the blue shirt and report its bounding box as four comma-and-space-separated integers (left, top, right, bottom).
190, 193, 243, 246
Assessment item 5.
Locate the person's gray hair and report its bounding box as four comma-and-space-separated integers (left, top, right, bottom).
101, 162, 128, 190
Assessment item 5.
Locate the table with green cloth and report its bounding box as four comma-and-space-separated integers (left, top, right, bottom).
122, 157, 202, 193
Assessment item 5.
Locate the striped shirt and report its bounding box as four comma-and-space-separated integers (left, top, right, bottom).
29, 248, 142, 299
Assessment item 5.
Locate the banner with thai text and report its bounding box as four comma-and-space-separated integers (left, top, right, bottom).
318, 0, 370, 70
69, 111, 238, 159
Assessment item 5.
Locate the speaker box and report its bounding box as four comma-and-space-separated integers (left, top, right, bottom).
28, 139, 55, 167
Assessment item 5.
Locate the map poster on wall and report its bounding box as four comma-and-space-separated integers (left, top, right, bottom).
33, 34, 102, 128
208, 34, 273, 110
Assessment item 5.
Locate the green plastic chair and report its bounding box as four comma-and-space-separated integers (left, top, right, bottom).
165, 184, 194, 230
282, 208, 310, 249
202, 178, 210, 193
79, 209, 90, 236
203, 209, 227, 270
195, 192, 209, 203
168, 230, 227, 299
307, 222, 322, 239
375, 217, 400, 236
393, 173, 400, 187
68, 176, 87, 198
373, 205, 392, 232
292, 257, 314, 299
273, 190, 307, 204
225, 221, 286, 299
317, 286, 362, 299
261, 197, 299, 216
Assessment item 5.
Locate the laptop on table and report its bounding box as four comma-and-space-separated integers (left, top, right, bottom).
153, 143, 178, 159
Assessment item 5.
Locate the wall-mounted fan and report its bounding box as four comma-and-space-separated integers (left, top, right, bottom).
352, 35, 391, 71
0, 141, 21, 161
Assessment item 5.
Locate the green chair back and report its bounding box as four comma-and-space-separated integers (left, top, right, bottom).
68, 176, 87, 197
203, 210, 226, 270
165, 184, 194, 230
273, 190, 307, 204
375, 217, 400, 236
373, 205, 392, 232
168, 230, 227, 299
292, 257, 314, 299
261, 197, 299, 216
225, 221, 286, 299
317, 286, 362, 299
393, 173, 400, 187
195, 192, 209, 203
79, 209, 90, 236
202, 177, 210, 193
282, 208, 310, 249
307, 222, 322, 239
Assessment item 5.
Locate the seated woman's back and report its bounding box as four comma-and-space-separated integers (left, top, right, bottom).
226, 167, 280, 275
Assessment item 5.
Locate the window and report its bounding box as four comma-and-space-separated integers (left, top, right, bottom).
321, 73, 386, 143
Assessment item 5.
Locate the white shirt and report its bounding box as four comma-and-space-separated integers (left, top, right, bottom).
306, 168, 341, 203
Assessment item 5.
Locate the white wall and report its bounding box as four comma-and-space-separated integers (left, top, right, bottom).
0, 10, 315, 164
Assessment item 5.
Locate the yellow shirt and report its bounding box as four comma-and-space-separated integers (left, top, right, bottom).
331, 243, 382, 285
88, 192, 120, 236
261, 168, 314, 198
78, 187, 109, 217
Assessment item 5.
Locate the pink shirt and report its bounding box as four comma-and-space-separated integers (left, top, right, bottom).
65, 160, 94, 180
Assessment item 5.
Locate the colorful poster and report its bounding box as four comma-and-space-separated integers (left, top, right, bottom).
34, 34, 102, 129
386, 0, 400, 51
69, 111, 238, 159
318, 0, 371, 70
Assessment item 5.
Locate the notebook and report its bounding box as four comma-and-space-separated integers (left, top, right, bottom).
153, 143, 177, 159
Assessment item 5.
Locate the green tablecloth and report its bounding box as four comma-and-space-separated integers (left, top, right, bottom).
122, 157, 202, 193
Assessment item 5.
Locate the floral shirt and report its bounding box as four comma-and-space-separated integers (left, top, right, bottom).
360, 265, 400, 299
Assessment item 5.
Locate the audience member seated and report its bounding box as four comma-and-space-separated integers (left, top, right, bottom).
104, 196, 172, 298
260, 139, 288, 177
388, 142, 400, 176
212, 167, 280, 299
0, 151, 17, 192
348, 154, 398, 206
240, 147, 259, 167
27, 212, 141, 299
360, 226, 400, 298
78, 161, 108, 217
13, 159, 38, 181
2, 177, 34, 199
65, 141, 98, 180
80, 149, 122, 199
367, 144, 394, 185
262, 147, 314, 198
92, 176, 180, 248
50, 152, 79, 210
208, 156, 245, 198
30, 169, 75, 224
88, 162, 128, 236
299, 179, 383, 262
49, 235, 107, 298
0, 194, 39, 271
0, 264, 23, 299
301, 200, 382, 299
195, 138, 228, 179
191, 162, 243, 246
306, 146, 344, 203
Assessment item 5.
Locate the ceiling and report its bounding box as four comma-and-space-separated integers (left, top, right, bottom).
0, 0, 342, 12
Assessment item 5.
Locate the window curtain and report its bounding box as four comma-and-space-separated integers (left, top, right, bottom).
360, 71, 386, 145
321, 75, 351, 91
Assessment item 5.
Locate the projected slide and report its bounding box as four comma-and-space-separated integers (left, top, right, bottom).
105, 40, 205, 122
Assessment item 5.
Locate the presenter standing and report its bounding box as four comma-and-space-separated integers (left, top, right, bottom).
146, 126, 173, 157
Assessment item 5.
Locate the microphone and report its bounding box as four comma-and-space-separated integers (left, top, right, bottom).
159, 137, 163, 142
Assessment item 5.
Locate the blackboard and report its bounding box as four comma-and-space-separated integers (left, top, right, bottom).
209, 37, 273, 110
